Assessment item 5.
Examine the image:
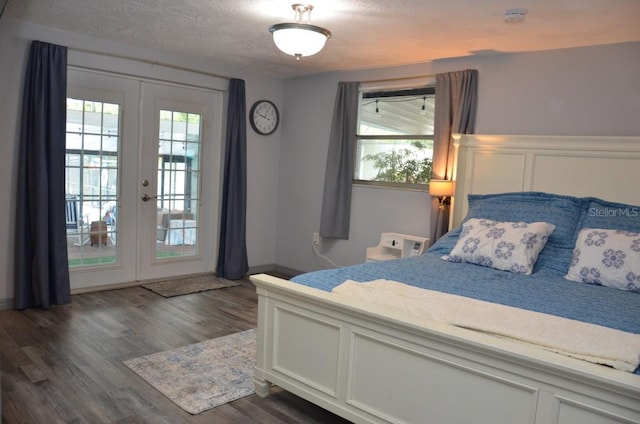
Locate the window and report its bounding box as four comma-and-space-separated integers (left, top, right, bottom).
354, 86, 435, 188
65, 97, 120, 266
156, 109, 201, 214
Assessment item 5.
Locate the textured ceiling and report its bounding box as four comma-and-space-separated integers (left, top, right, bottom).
4, 0, 640, 78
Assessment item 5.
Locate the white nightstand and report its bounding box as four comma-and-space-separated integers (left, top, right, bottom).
366, 232, 430, 262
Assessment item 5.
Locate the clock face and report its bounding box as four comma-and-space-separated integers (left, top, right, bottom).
249, 100, 279, 135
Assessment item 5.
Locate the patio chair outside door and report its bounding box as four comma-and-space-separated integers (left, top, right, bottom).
65, 194, 89, 246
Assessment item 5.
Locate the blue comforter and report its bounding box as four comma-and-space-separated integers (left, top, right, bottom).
292, 252, 640, 335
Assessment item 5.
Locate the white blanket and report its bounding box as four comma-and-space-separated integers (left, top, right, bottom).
332, 279, 640, 372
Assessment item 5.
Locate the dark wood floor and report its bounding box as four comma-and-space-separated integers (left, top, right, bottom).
0, 277, 352, 424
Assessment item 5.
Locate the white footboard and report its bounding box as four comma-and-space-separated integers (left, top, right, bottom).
251, 274, 640, 424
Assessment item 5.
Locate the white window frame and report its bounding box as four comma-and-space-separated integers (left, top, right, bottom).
354, 78, 436, 190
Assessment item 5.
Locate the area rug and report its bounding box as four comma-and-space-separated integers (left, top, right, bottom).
142, 274, 241, 297
124, 328, 257, 414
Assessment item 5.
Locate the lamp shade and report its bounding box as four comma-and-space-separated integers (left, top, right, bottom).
270, 23, 331, 58
429, 179, 454, 197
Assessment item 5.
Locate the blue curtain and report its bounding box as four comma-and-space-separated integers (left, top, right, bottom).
319, 81, 360, 239
216, 78, 249, 279
14, 41, 71, 309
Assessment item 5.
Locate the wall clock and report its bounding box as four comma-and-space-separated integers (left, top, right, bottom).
249, 100, 279, 135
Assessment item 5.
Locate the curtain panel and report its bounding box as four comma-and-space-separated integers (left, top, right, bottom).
216, 78, 249, 279
430, 69, 478, 243
14, 41, 71, 309
319, 81, 360, 239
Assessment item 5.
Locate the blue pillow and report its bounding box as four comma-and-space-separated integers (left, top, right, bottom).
582, 198, 640, 232
429, 192, 588, 274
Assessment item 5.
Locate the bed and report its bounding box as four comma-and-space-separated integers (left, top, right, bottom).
250, 134, 640, 424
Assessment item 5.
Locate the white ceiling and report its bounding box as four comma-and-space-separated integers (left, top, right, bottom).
5, 0, 640, 78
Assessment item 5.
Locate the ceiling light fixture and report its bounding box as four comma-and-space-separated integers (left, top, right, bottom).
503, 8, 528, 24
269, 4, 332, 60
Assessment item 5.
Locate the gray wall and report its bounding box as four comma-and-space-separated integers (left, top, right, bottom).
1, 17, 638, 304
275, 42, 640, 274
0, 20, 284, 304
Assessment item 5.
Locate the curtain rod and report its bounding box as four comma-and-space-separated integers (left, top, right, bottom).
360, 73, 435, 84
360, 68, 476, 85
358, 74, 436, 92
69, 47, 232, 81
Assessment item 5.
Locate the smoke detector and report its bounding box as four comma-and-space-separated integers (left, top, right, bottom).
504, 8, 528, 23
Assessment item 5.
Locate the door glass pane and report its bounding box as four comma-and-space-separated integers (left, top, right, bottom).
155, 109, 201, 259
66, 98, 120, 268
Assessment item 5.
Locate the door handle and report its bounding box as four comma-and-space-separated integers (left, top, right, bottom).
141, 194, 157, 202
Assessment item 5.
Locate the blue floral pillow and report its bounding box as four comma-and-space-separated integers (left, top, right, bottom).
429, 192, 587, 274
565, 228, 640, 292
443, 218, 555, 275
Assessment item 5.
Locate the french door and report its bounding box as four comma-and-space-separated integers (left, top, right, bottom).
66, 70, 222, 290
137, 82, 221, 280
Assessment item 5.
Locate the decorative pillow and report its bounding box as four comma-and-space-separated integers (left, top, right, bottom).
443, 218, 555, 275
565, 228, 640, 292
429, 192, 587, 274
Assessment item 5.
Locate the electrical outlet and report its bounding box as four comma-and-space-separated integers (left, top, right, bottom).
313, 232, 320, 245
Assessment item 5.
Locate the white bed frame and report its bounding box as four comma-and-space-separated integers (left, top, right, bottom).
251, 135, 640, 424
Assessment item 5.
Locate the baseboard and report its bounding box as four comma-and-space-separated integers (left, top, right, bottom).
248, 264, 303, 280
272, 264, 303, 278
248, 264, 277, 275
70, 279, 143, 295
0, 297, 13, 311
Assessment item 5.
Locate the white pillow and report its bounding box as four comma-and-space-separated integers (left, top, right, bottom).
565, 228, 640, 292
443, 218, 555, 275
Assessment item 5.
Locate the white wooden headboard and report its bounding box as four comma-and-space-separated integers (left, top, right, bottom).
450, 134, 640, 228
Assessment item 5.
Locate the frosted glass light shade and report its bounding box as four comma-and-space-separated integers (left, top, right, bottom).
429, 179, 454, 197
270, 23, 331, 58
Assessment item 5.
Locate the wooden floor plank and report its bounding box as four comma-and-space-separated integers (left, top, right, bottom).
0, 278, 352, 423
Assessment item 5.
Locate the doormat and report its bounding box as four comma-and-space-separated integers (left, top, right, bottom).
124, 328, 256, 414
142, 274, 241, 298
